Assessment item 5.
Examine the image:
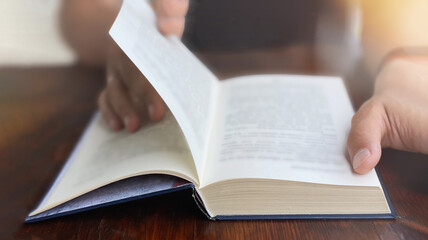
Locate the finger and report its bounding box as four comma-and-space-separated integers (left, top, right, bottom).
154, 0, 189, 18
106, 72, 141, 132
98, 89, 124, 131
144, 85, 166, 122
157, 17, 186, 37
154, 0, 188, 37
116, 51, 150, 98
347, 99, 387, 174
115, 51, 166, 122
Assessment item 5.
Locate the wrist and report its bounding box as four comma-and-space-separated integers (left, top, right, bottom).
377, 47, 428, 74
374, 51, 428, 96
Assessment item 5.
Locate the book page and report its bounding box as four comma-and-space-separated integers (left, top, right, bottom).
201, 75, 382, 188
109, 0, 219, 176
30, 110, 198, 216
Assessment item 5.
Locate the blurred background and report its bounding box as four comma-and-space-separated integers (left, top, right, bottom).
0, 0, 359, 71
1, 0, 427, 104
0, 0, 76, 66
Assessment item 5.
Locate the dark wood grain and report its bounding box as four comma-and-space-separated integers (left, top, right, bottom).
1, 47, 428, 240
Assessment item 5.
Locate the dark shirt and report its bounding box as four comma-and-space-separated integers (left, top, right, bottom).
183, 0, 321, 51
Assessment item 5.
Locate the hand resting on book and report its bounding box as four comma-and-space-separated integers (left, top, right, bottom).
348, 57, 428, 174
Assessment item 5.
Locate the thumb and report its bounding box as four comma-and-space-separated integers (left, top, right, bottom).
347, 100, 386, 174
154, 0, 188, 37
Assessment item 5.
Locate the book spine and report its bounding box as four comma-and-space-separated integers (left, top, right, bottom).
191, 187, 215, 220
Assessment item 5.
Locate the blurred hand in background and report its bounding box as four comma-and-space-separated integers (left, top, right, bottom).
61, 0, 189, 132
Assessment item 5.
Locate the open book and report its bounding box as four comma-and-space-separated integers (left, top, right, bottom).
26, 0, 394, 222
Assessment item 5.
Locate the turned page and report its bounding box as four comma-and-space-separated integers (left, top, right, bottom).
202, 75, 382, 188
30, 110, 198, 216
110, 0, 219, 176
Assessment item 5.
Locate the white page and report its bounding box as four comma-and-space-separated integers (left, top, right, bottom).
202, 75, 382, 188
109, 0, 219, 177
30, 110, 198, 216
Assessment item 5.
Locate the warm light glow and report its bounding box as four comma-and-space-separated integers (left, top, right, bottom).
360, 0, 428, 74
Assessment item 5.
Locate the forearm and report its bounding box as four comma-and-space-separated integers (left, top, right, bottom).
60, 0, 121, 66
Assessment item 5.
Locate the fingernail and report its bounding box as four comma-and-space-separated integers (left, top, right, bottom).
124, 116, 130, 128
148, 104, 155, 120
352, 148, 371, 170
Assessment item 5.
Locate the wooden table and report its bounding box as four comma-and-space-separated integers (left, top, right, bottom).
1, 47, 428, 239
